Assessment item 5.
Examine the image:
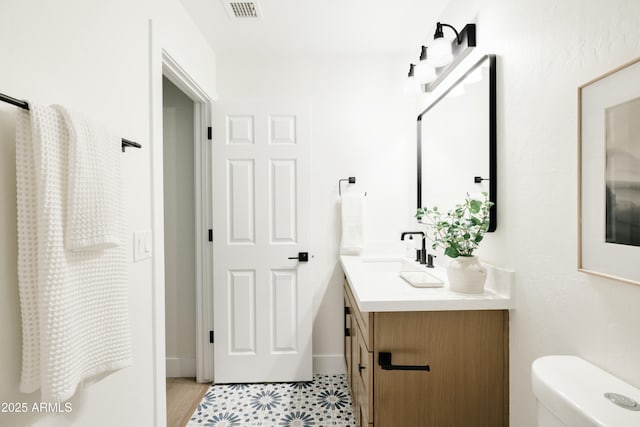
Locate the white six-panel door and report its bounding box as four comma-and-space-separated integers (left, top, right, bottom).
212, 101, 312, 383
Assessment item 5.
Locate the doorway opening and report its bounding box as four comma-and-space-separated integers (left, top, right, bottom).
159, 55, 214, 426
163, 76, 197, 382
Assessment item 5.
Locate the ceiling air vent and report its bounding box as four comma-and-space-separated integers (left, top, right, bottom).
222, 0, 261, 19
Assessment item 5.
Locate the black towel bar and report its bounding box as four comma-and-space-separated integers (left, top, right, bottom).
0, 91, 142, 152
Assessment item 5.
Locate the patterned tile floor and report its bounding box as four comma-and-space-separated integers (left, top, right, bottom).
187, 374, 354, 427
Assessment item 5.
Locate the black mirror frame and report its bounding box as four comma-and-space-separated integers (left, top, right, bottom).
416, 54, 497, 232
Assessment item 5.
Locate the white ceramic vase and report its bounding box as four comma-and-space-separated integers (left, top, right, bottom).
446, 255, 487, 294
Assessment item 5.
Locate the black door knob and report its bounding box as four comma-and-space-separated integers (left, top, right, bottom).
287, 252, 309, 262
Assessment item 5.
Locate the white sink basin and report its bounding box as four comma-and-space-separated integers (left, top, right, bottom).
400, 271, 444, 288
360, 258, 444, 287
360, 257, 422, 273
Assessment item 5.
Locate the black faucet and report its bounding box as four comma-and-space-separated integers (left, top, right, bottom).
400, 231, 427, 265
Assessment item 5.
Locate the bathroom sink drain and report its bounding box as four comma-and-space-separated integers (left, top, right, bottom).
604, 392, 640, 411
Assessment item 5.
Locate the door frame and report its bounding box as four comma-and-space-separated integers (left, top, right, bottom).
150, 20, 215, 427
162, 52, 214, 383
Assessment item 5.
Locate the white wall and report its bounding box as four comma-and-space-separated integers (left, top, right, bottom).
216, 54, 416, 369
0, 1, 216, 426
162, 77, 196, 378
425, 0, 640, 425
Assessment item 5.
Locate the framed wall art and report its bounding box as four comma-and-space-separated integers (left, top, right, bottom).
578, 58, 640, 285
579, 57, 640, 285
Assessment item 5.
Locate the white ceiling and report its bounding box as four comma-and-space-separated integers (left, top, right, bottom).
180, 0, 449, 56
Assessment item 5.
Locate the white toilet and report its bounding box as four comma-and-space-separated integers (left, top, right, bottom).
532, 355, 640, 426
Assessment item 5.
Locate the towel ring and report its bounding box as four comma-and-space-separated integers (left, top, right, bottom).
338, 177, 356, 196
338, 177, 366, 197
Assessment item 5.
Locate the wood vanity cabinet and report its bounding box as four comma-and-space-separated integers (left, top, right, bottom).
344, 278, 509, 427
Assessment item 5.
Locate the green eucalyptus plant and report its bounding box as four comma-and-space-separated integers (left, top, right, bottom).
415, 193, 494, 258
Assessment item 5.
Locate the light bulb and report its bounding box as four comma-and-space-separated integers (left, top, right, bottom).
415, 61, 437, 84
415, 46, 437, 84
428, 37, 453, 68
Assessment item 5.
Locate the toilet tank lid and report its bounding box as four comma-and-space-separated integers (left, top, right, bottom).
532, 355, 640, 427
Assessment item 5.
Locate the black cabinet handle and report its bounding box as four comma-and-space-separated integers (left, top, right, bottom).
345, 328, 351, 337
378, 352, 430, 371
358, 363, 365, 373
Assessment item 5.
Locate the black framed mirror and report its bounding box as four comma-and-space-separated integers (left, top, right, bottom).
417, 54, 497, 231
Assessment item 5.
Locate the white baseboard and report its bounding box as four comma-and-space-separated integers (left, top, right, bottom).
313, 354, 346, 375
166, 357, 196, 378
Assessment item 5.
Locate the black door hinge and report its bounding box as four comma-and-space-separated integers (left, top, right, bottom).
207, 126, 212, 140
209, 330, 214, 343
208, 229, 213, 242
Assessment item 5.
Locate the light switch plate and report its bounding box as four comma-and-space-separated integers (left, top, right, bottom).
134, 230, 152, 262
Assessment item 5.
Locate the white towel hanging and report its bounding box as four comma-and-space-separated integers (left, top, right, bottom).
15, 104, 132, 402
54, 105, 121, 251
340, 192, 364, 255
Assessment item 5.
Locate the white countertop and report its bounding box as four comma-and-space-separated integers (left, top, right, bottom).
340, 255, 515, 312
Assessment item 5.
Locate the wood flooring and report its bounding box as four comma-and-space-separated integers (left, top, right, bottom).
166, 377, 209, 427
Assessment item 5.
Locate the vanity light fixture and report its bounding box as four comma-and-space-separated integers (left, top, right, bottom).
414, 46, 437, 84
405, 22, 476, 95
427, 23, 461, 67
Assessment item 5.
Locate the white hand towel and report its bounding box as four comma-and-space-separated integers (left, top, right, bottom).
340, 193, 364, 255
54, 105, 121, 251
16, 104, 132, 402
